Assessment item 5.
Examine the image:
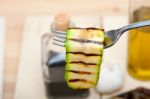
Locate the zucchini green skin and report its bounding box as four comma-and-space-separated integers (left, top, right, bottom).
65, 28, 104, 89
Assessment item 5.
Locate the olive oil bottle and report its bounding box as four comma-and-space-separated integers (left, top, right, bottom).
128, 7, 150, 80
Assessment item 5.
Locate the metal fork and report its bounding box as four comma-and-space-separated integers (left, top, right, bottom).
51, 20, 150, 49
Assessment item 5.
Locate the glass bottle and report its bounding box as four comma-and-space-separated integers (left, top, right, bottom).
128, 0, 150, 80
41, 13, 89, 99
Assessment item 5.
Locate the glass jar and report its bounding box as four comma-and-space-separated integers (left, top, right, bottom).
128, 0, 150, 80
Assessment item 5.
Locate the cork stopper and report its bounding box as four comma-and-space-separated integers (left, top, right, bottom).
54, 13, 70, 31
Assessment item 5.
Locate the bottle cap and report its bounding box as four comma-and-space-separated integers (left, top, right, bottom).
54, 13, 70, 31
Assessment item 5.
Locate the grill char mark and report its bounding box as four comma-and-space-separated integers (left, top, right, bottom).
69, 61, 97, 65
69, 38, 103, 45
68, 27, 104, 31
66, 70, 93, 74
66, 52, 102, 56
69, 79, 94, 84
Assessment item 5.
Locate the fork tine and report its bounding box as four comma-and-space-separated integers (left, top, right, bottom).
51, 29, 66, 35
55, 32, 66, 35
52, 42, 64, 47
53, 38, 65, 43
52, 34, 66, 39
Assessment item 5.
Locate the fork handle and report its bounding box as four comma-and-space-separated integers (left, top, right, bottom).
117, 20, 150, 34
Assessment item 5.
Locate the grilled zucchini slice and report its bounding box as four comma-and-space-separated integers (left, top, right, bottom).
65, 28, 104, 89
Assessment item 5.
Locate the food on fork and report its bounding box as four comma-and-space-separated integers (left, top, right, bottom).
65, 28, 104, 89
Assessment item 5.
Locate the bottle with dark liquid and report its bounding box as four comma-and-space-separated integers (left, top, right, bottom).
41, 34, 89, 99
41, 13, 89, 99
128, 0, 150, 80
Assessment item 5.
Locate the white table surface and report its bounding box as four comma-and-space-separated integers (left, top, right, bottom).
0, 17, 5, 99
14, 16, 150, 99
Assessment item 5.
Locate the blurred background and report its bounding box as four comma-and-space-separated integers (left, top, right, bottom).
0, 0, 150, 99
